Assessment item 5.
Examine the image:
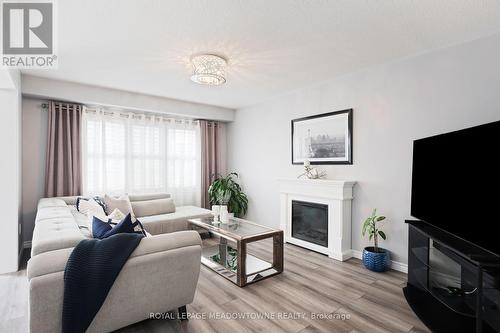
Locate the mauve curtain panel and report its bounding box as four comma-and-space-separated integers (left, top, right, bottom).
45, 101, 83, 197
200, 120, 227, 209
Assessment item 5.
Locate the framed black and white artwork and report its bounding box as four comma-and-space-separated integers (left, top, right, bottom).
291, 109, 353, 165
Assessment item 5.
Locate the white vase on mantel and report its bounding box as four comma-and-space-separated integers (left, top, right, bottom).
219, 205, 229, 223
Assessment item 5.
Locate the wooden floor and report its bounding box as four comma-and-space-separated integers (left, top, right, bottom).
0, 242, 429, 333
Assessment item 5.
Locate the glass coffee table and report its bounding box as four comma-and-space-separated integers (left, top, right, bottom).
188, 216, 283, 287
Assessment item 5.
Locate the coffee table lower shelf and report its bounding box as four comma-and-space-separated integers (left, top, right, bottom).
201, 245, 281, 286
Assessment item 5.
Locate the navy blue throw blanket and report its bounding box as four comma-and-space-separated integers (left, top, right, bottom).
62, 233, 143, 333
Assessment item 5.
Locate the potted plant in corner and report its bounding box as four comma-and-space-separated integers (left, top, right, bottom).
362, 209, 390, 272
208, 172, 249, 218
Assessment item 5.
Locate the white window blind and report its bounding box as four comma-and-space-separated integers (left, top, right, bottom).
82, 108, 201, 206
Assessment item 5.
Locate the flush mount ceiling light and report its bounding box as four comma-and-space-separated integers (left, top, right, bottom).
190, 54, 227, 86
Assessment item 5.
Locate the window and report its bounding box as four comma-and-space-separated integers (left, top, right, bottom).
82, 109, 201, 206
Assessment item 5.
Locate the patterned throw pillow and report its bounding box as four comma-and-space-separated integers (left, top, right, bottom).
77, 198, 106, 217
76, 196, 106, 213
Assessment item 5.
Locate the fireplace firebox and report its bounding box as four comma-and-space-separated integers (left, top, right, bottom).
291, 200, 328, 247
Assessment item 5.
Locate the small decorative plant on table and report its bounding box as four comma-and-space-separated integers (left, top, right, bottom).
208, 173, 248, 269
208, 172, 249, 218
362, 209, 390, 272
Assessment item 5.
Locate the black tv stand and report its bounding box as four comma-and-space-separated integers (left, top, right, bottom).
404, 220, 500, 333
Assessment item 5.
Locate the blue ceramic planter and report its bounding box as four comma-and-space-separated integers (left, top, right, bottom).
362, 247, 390, 272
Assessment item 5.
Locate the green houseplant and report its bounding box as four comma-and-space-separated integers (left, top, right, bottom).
362, 209, 390, 272
208, 172, 248, 217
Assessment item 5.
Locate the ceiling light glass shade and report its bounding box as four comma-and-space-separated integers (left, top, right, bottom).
190, 54, 227, 85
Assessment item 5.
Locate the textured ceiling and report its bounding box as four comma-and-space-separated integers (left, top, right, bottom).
22, 0, 500, 109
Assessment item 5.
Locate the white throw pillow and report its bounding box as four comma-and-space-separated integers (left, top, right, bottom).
103, 194, 135, 217
107, 208, 126, 221
78, 198, 106, 217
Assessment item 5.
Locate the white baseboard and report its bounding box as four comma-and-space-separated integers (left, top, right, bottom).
23, 241, 32, 249
351, 249, 408, 274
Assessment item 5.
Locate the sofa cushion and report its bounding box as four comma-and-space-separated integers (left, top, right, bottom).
36, 206, 74, 222
27, 247, 73, 280
32, 200, 86, 256
37, 198, 68, 210
131, 198, 176, 218
70, 207, 88, 228
139, 206, 212, 235
31, 217, 85, 256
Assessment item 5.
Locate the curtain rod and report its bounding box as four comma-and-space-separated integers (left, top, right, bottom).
40, 102, 221, 124
83, 107, 200, 123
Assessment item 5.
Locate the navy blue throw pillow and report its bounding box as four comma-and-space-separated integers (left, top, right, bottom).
92, 216, 113, 239
102, 213, 135, 239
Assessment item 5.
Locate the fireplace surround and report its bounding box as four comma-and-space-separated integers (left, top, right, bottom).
279, 179, 356, 261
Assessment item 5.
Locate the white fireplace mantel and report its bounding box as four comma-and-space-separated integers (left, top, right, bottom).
278, 178, 356, 261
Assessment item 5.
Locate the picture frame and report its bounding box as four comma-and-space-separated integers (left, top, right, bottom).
291, 109, 353, 165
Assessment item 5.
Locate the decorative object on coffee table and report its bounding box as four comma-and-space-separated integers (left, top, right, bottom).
208, 172, 248, 217
188, 216, 283, 287
362, 208, 390, 272
217, 190, 231, 223
211, 205, 220, 219
292, 109, 353, 165
219, 206, 229, 223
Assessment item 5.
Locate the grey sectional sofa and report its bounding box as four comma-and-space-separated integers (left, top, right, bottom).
27, 193, 212, 333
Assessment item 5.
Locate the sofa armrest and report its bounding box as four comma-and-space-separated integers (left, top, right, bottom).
28, 231, 202, 333
28, 230, 201, 280
130, 230, 201, 258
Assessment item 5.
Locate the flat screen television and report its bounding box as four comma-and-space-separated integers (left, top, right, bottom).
411, 120, 500, 257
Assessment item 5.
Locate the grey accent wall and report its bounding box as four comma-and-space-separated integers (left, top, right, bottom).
21, 98, 48, 243
227, 33, 500, 265
0, 69, 21, 273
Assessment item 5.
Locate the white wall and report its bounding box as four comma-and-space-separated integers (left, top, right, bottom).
22, 75, 235, 121
21, 98, 48, 244
227, 33, 500, 265
0, 69, 22, 273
